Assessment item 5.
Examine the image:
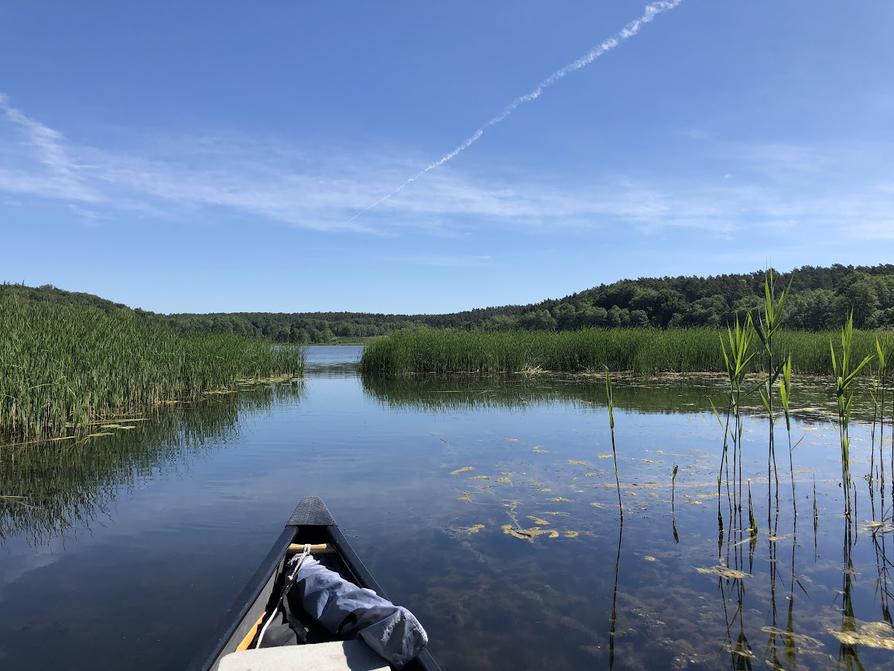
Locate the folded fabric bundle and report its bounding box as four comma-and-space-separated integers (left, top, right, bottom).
292, 556, 428, 669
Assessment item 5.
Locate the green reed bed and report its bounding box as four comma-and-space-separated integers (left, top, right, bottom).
360, 326, 888, 376
0, 297, 303, 441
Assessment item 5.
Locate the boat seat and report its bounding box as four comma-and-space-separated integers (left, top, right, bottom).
217, 640, 389, 671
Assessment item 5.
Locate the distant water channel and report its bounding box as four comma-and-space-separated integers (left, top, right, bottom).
2, 345, 894, 669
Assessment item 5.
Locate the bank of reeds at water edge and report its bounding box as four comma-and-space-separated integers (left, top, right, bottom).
0, 296, 303, 442
360, 326, 888, 377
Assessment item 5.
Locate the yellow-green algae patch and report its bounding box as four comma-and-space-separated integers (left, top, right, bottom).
759, 627, 823, 649
450, 466, 474, 476
696, 566, 748, 579
527, 516, 551, 526
501, 524, 560, 541
457, 524, 485, 534
829, 620, 894, 650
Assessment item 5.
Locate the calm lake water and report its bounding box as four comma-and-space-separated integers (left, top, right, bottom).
2, 345, 894, 669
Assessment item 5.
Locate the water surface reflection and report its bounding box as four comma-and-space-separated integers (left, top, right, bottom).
1, 347, 893, 669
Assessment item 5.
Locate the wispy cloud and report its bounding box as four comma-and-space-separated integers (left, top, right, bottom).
0, 94, 100, 203
1, 94, 893, 243
347, 0, 685, 223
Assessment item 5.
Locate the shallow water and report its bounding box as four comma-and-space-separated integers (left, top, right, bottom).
2, 346, 894, 669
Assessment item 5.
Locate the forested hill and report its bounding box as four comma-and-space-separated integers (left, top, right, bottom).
5, 264, 894, 343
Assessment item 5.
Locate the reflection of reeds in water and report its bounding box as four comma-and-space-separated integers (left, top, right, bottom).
608, 524, 623, 671
837, 524, 866, 670
0, 384, 302, 544
671, 464, 679, 543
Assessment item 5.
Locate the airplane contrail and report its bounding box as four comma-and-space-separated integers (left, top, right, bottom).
348, 0, 684, 223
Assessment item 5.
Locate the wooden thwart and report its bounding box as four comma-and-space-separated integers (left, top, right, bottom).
287, 542, 335, 555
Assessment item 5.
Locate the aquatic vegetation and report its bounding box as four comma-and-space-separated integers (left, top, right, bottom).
450, 466, 475, 475
754, 269, 790, 518
605, 369, 623, 521
778, 353, 797, 519
527, 516, 550, 526
719, 315, 756, 525
829, 620, 894, 650
869, 337, 889, 500
831, 314, 875, 518
457, 524, 485, 535
360, 326, 883, 376
500, 523, 560, 541
0, 295, 303, 441
0, 386, 303, 542
671, 464, 679, 517
696, 566, 748, 579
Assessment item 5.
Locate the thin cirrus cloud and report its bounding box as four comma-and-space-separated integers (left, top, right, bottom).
0, 94, 892, 241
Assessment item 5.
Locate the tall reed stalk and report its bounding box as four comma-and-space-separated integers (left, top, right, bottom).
875, 338, 888, 518
0, 296, 304, 441
360, 326, 881, 377
755, 269, 790, 523
830, 313, 874, 519
720, 315, 756, 517
604, 369, 623, 523
778, 353, 796, 520
671, 464, 679, 517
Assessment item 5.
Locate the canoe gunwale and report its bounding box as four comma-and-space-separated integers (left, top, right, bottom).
187, 525, 294, 671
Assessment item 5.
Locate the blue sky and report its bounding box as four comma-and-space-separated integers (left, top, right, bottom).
1, 1, 893, 314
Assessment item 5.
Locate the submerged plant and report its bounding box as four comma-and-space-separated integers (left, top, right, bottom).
830, 313, 874, 519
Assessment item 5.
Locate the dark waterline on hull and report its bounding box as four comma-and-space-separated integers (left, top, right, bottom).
2, 346, 894, 669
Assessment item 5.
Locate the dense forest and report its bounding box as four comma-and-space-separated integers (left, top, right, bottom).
5, 264, 894, 343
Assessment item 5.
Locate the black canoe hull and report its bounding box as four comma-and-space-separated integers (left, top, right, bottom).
188, 497, 440, 671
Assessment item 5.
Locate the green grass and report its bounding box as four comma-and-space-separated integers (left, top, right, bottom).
360, 327, 889, 376
0, 295, 303, 441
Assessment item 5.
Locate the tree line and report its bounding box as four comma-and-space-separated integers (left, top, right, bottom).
5, 263, 894, 343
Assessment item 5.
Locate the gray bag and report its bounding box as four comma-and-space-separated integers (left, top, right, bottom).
291, 556, 428, 669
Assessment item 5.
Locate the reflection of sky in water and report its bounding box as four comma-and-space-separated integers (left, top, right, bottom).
2, 346, 894, 669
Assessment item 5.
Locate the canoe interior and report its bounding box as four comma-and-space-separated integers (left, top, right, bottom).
189, 498, 439, 671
